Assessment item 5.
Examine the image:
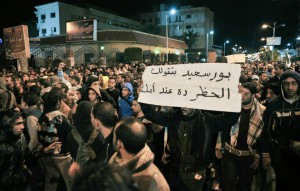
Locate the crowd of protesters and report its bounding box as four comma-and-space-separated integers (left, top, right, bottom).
0, 58, 300, 191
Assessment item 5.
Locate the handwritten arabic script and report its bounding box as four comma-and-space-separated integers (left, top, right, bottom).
138, 63, 241, 112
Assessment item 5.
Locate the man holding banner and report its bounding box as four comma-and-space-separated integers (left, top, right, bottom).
138, 63, 241, 191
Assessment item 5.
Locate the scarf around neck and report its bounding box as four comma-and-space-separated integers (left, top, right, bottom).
230, 98, 265, 148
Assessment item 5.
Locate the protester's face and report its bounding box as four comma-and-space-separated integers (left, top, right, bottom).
260, 73, 268, 83
181, 107, 195, 116
282, 77, 299, 99
247, 72, 252, 79
117, 75, 123, 83
6, 77, 13, 87
76, 91, 81, 100
109, 71, 115, 76
30, 75, 35, 81
23, 75, 29, 82
252, 78, 259, 85
125, 76, 131, 82
241, 87, 253, 106
88, 90, 98, 102
15, 78, 21, 86
12, 116, 25, 136
131, 100, 141, 113
91, 81, 100, 86
70, 79, 77, 86
108, 79, 116, 89
266, 88, 276, 101
275, 67, 283, 76
121, 88, 130, 98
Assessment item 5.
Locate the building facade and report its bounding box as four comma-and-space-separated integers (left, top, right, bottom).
33, 1, 143, 38
29, 30, 187, 67
139, 4, 214, 49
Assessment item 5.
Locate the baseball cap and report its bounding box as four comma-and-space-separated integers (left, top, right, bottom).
252, 75, 259, 80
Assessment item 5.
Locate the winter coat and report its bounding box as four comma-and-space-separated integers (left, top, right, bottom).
0, 131, 29, 191
109, 144, 170, 191
141, 104, 224, 173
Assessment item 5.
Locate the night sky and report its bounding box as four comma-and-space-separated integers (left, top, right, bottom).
1, 0, 299, 51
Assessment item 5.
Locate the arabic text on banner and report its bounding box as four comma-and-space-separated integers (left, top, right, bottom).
138, 63, 241, 112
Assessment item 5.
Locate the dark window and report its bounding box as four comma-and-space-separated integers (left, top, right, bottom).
186, 15, 191, 19
51, 12, 56, 18
42, 29, 46, 34
176, 16, 182, 21
41, 14, 46, 20
186, 25, 192, 29
51, 27, 56, 32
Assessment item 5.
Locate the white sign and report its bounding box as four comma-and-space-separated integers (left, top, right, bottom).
138, 63, 241, 112
226, 54, 245, 63
266, 37, 281, 46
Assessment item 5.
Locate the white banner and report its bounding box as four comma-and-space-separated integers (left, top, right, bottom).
266, 37, 281, 46
138, 63, 241, 112
225, 54, 245, 63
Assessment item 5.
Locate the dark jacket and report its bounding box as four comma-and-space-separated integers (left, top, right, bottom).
261, 96, 300, 153
261, 71, 300, 153
0, 132, 29, 191
141, 104, 224, 173
37, 110, 74, 155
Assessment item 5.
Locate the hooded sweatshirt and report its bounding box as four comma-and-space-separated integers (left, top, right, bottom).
0, 77, 17, 111
118, 82, 134, 118
262, 70, 300, 154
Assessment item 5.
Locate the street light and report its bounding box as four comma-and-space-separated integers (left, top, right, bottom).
223, 40, 229, 56
206, 30, 214, 61
166, 8, 176, 63
262, 21, 285, 60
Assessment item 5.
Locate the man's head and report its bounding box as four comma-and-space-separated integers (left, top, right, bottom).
88, 84, 101, 103
241, 82, 257, 106
44, 87, 65, 112
0, 109, 25, 137
251, 75, 259, 85
116, 74, 126, 84
264, 82, 280, 101
5, 75, 14, 88
180, 107, 196, 116
274, 63, 286, 77
91, 102, 116, 132
280, 70, 300, 99
108, 76, 116, 90
113, 117, 147, 155
259, 71, 268, 84
21, 91, 40, 109
72, 162, 138, 191
121, 83, 133, 98
70, 75, 80, 86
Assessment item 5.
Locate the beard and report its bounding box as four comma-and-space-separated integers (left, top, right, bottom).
242, 97, 253, 106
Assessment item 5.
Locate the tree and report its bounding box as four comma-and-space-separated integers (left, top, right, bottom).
124, 47, 143, 63
259, 46, 280, 62
183, 30, 199, 49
